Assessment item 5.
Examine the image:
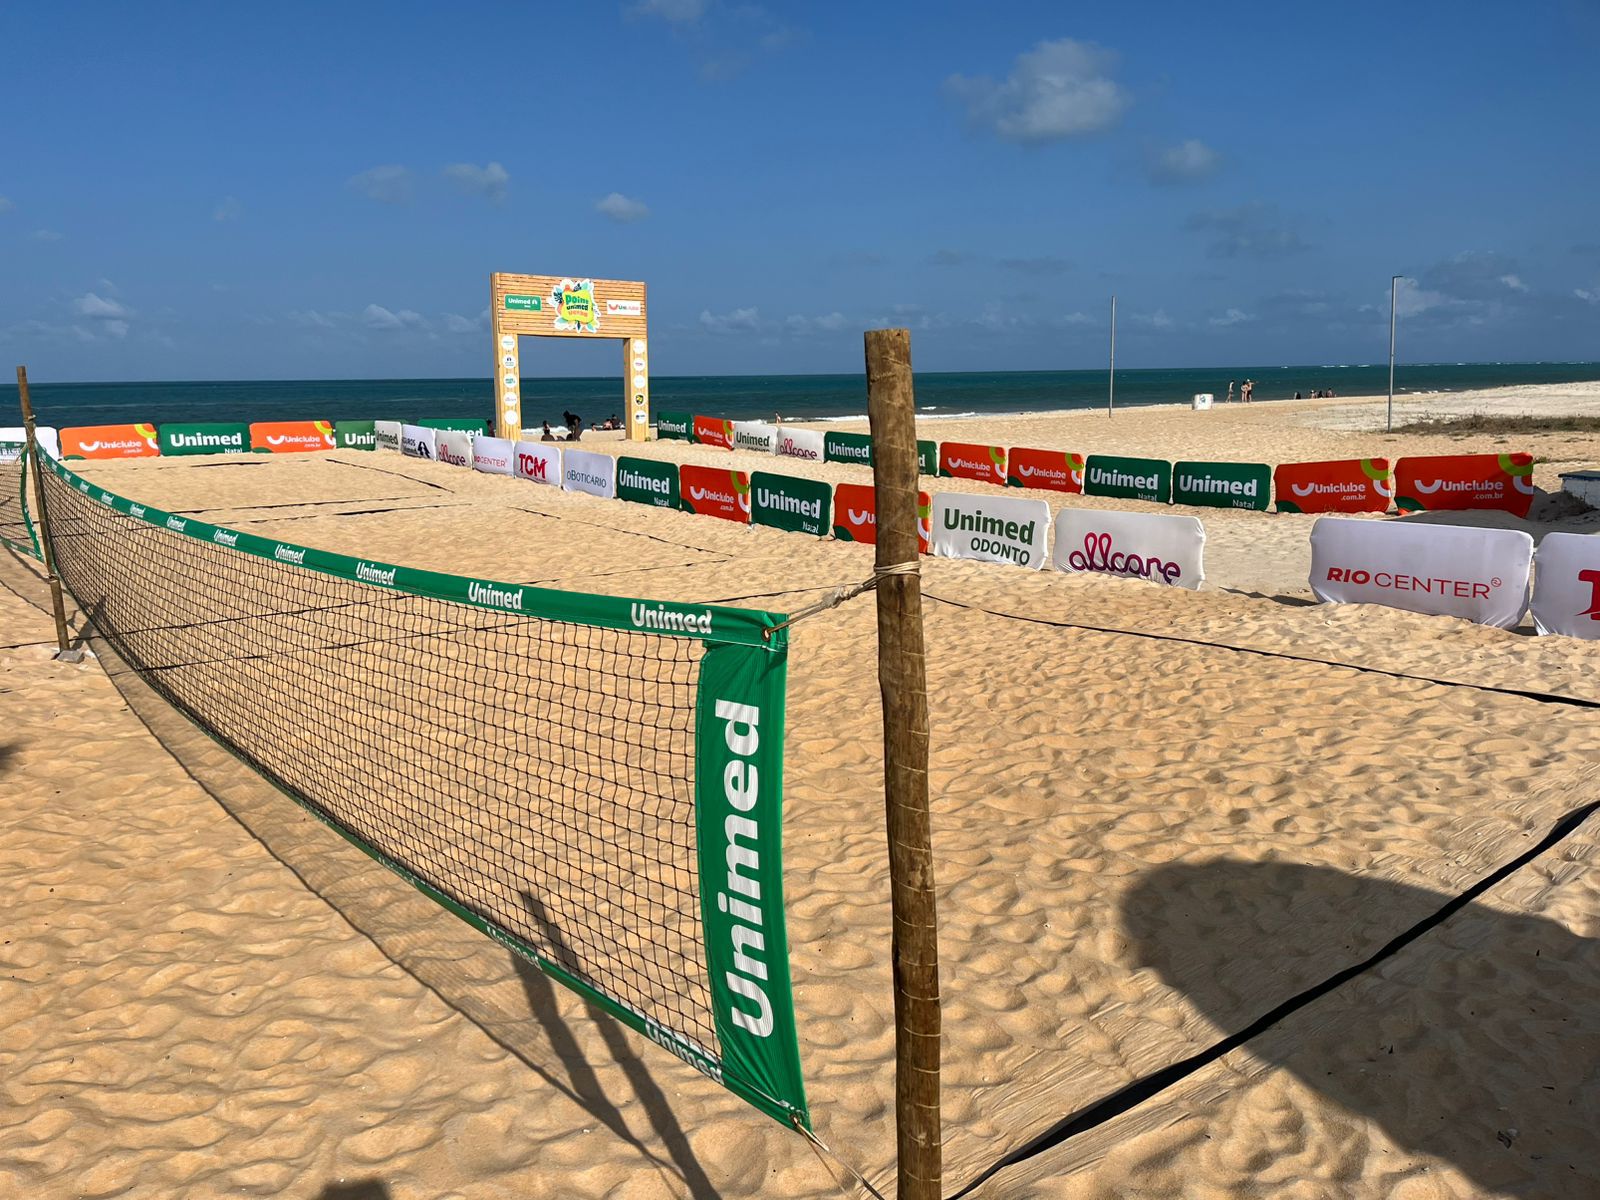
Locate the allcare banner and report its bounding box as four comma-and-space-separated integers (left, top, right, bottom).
1053, 509, 1205, 589
776, 428, 824, 461
435, 429, 475, 467
930, 492, 1051, 569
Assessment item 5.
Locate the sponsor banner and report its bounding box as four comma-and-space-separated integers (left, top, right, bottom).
562, 447, 617, 499
824, 431, 873, 466
656, 411, 693, 441
750, 472, 830, 536
252, 420, 336, 454
1309, 516, 1532, 628
401, 424, 438, 460
930, 492, 1051, 570
1274, 458, 1392, 514
374, 420, 403, 452
1172, 460, 1272, 511
1530, 532, 1600, 639
918, 440, 938, 476
694, 415, 735, 450
435, 428, 475, 467
681, 463, 752, 524
472, 435, 515, 475
732, 421, 780, 454
831, 483, 931, 551
1006, 446, 1085, 493
776, 427, 825, 462
416, 417, 491, 435
1395, 453, 1536, 517
61, 423, 160, 460
0, 427, 60, 460
513, 441, 561, 485
939, 442, 1006, 486
617, 455, 681, 508
333, 420, 378, 451
0, 439, 20, 464
1083, 454, 1172, 504
158, 422, 250, 456
1053, 509, 1205, 590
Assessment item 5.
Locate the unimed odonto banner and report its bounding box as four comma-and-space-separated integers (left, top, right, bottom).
435, 429, 475, 467
694, 415, 734, 450
1309, 516, 1533, 628
831, 483, 932, 552
375, 420, 402, 452
334, 420, 378, 451
401, 424, 437, 460
61, 424, 160, 459
776, 427, 825, 462
159, 422, 249, 456
562, 447, 617, 499
1007, 447, 1085, 494
930, 492, 1050, 570
1273, 458, 1392, 514
417, 417, 490, 435
939, 442, 1006, 486
680, 464, 751, 524
732, 421, 779, 454
1395, 453, 1536, 518
1053, 509, 1205, 589
824, 431, 873, 467
253, 421, 336, 454
513, 441, 561, 485
1083, 454, 1172, 504
472, 435, 515, 475
617, 456, 681, 508
1531, 532, 1600, 639
750, 472, 830, 536
1173, 460, 1272, 511
655, 411, 692, 441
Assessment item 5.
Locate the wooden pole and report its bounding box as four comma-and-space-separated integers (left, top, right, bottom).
16, 367, 73, 655
863, 328, 941, 1200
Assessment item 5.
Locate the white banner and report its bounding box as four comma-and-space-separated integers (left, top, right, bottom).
776, 427, 825, 462
472, 435, 515, 475
1309, 517, 1532, 628
1053, 509, 1205, 589
375, 420, 402, 452
1531, 532, 1600, 639
930, 492, 1051, 570
512, 441, 561, 486
731, 420, 779, 454
562, 448, 617, 499
401, 424, 437, 460
0, 427, 59, 460
435, 428, 474, 468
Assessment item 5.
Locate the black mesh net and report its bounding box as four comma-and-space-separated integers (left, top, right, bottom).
0, 445, 36, 556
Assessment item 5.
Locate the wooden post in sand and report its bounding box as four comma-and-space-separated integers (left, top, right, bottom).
863, 328, 941, 1200
16, 367, 73, 656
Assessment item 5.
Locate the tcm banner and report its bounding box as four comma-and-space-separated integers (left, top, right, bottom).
375, 420, 402, 452
655, 411, 692, 441
750, 472, 830, 536
1530, 533, 1600, 639
1309, 516, 1532, 628
694, 415, 734, 450
1083, 454, 1172, 504
831, 483, 931, 552
1173, 460, 1271, 511
918, 440, 938, 476
562, 448, 617, 499
930, 492, 1051, 570
1395, 453, 1536, 518
1053, 509, 1205, 590
824, 431, 873, 467
435, 429, 475, 467
253, 421, 335, 454
401, 424, 437, 460
159, 422, 249, 456
681, 464, 751, 523
617, 456, 681, 508
61, 424, 160, 459
333, 420, 378, 451
732, 421, 780, 454
1007, 447, 1085, 494
416, 418, 490, 435
1273, 458, 1392, 514
939, 442, 1006, 486
472, 436, 515, 475
513, 441, 561, 486
776, 427, 824, 461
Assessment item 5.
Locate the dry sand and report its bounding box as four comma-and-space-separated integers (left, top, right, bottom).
2, 382, 1599, 1198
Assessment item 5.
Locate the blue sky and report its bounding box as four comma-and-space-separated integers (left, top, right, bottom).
3, 1, 1598, 381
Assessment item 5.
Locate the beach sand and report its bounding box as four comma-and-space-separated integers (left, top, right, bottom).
2, 383, 1598, 1198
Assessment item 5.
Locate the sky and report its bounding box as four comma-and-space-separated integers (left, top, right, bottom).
3, 0, 1598, 382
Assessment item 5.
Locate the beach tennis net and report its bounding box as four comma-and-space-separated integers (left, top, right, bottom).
36, 457, 808, 1128
0, 442, 39, 557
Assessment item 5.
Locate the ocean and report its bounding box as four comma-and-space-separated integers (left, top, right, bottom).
5, 362, 1598, 430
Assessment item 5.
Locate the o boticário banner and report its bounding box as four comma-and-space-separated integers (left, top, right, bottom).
416, 417, 490, 435
831, 482, 931, 552
1006, 447, 1085, 493
824, 431, 873, 467
374, 420, 403, 452
1273, 458, 1391, 514
253, 421, 336, 454
680, 464, 751, 524
334, 420, 378, 451
401, 424, 438, 460
655, 411, 693, 441
159, 422, 250, 456
1083, 454, 1172, 504
750, 472, 830, 536
939, 442, 1006, 486
513, 440, 561, 486
917, 439, 938, 476
1309, 516, 1532, 628
61, 424, 160, 459
732, 421, 780, 454
1053, 508, 1206, 589
1172, 460, 1272, 511
435, 428, 475, 467
694, 415, 735, 450
472, 435, 515, 475
617, 455, 681, 508
562, 448, 617, 499
1530, 532, 1600, 639
1395, 453, 1536, 517
930, 492, 1051, 570
776, 427, 825, 462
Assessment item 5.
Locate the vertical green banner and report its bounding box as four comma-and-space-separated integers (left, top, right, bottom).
824, 431, 873, 466
1172, 460, 1271, 510
655, 411, 692, 441
917, 439, 937, 476
334, 420, 378, 450
750, 472, 831, 536
616, 456, 681, 508
1083, 454, 1173, 503
695, 639, 809, 1130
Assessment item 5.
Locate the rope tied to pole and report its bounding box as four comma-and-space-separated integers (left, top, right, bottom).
764, 560, 920, 638
791, 1116, 890, 1200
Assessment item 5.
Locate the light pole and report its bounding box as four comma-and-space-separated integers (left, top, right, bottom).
1387, 275, 1401, 432
1108, 295, 1117, 417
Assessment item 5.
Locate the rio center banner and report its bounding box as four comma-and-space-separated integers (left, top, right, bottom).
776, 427, 825, 461
1530, 532, 1600, 639
1053, 509, 1205, 589
930, 492, 1051, 570
938, 442, 1006, 486
1006, 447, 1085, 494
252, 421, 336, 454
831, 482, 931, 552
1309, 516, 1532, 627
1394, 453, 1536, 517
1273, 458, 1391, 514
680, 464, 752, 523
562, 448, 617, 499
472, 435, 515, 475
400, 424, 437, 460
512, 440, 561, 486
435, 429, 475, 467
61, 423, 160, 460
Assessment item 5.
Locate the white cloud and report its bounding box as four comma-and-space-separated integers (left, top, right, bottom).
0, 196, 13, 215
443, 312, 481, 333
1393, 277, 1449, 317
347, 165, 413, 204
443, 162, 509, 204
595, 192, 650, 223
785, 311, 848, 335
32, 229, 63, 242
1129, 308, 1174, 329
629, 0, 706, 23
1148, 138, 1221, 184
945, 39, 1128, 144
289, 309, 339, 329
1574, 288, 1598, 305
72, 292, 131, 339
1499, 273, 1528, 292
362, 304, 427, 331
214, 196, 243, 222
699, 307, 760, 333
1209, 307, 1254, 327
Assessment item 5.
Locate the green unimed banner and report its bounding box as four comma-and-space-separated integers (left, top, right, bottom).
824, 431, 873, 466
334, 420, 378, 450
616, 456, 681, 508
1173, 460, 1271, 510
917, 439, 937, 475
158, 422, 250, 456
1084, 454, 1173, 504
750, 472, 830, 536
416, 418, 489, 434
655, 411, 692, 441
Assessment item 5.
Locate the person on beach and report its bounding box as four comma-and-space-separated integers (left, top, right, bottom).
1227, 380, 1236, 403
1242, 379, 1255, 403
541, 421, 556, 442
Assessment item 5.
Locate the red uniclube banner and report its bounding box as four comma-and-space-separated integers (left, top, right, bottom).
251, 420, 336, 453
830, 482, 931, 552
939, 441, 1006, 485
693, 415, 734, 450
1273, 458, 1391, 514
1394, 453, 1535, 518
60, 423, 160, 459
679, 464, 751, 523
1006, 447, 1085, 493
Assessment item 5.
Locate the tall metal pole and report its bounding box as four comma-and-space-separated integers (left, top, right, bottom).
1108, 296, 1117, 417
16, 366, 73, 655
1387, 276, 1400, 433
